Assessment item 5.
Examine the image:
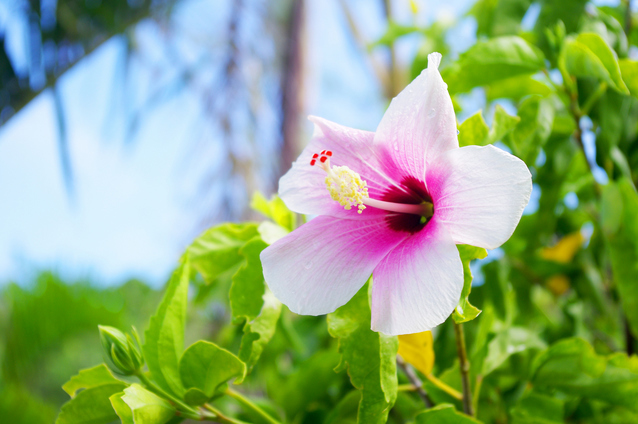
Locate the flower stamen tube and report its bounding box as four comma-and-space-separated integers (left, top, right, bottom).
311, 150, 434, 217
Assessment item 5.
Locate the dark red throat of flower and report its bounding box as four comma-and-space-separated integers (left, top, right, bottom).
381, 176, 433, 234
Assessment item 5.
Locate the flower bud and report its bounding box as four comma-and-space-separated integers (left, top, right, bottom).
98, 325, 144, 375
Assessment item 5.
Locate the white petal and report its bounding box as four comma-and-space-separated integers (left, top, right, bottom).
261, 215, 407, 316
373, 52, 458, 184
279, 117, 402, 219
370, 217, 463, 335
427, 145, 532, 249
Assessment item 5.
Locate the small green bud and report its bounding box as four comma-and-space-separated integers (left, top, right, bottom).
98, 325, 144, 375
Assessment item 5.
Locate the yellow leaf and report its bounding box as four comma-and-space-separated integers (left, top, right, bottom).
398, 331, 434, 376
541, 232, 584, 263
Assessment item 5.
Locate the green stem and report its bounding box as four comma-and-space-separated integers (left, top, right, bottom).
226, 388, 282, 424
204, 404, 251, 424
178, 409, 205, 421
581, 82, 608, 117
134, 372, 200, 417
453, 321, 474, 417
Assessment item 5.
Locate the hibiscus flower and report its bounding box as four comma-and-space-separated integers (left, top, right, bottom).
260, 53, 532, 335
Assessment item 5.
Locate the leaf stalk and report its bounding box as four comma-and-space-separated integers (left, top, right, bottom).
453, 321, 474, 416
424, 373, 463, 401
225, 388, 282, 424
134, 371, 200, 417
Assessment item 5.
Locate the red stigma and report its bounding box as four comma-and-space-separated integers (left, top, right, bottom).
310, 150, 333, 167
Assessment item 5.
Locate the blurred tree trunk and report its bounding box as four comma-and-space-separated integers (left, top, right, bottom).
381, 0, 401, 98
278, 0, 306, 182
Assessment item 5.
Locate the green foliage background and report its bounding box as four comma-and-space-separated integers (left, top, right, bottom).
3, 0, 638, 423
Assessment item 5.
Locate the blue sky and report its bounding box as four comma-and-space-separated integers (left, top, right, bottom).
3, 0, 618, 287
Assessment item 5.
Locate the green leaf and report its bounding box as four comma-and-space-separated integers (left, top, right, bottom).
251, 192, 295, 231
505, 96, 554, 165
481, 327, 546, 376
230, 238, 269, 321
602, 180, 638, 338
237, 291, 282, 380
327, 283, 398, 424
453, 245, 487, 323
325, 391, 361, 424
187, 223, 259, 283
619, 59, 638, 98
443, 36, 545, 94
610, 147, 636, 188
560, 33, 629, 94
371, 21, 420, 47
469, 304, 495, 379
121, 384, 176, 424
228, 235, 282, 380
273, 348, 342, 418
531, 338, 607, 384
55, 383, 127, 424
143, 261, 189, 397
457, 106, 519, 148
486, 75, 553, 102
110, 392, 134, 424
576, 33, 628, 94
510, 392, 564, 424
551, 115, 578, 140
534, 0, 587, 36
414, 403, 482, 423
183, 388, 209, 406
532, 338, 638, 411
62, 364, 124, 398
469, 0, 533, 38
487, 105, 521, 144
179, 340, 246, 403
257, 221, 289, 245
458, 111, 489, 147
594, 89, 631, 151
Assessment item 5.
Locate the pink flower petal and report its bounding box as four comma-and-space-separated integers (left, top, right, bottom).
370, 218, 463, 335
261, 215, 408, 315
373, 53, 459, 184
427, 145, 532, 249
279, 117, 406, 219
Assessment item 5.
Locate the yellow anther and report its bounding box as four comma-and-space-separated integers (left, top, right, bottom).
325, 166, 369, 214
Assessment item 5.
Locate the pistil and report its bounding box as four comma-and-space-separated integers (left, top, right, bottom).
363, 198, 433, 218
311, 150, 434, 218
